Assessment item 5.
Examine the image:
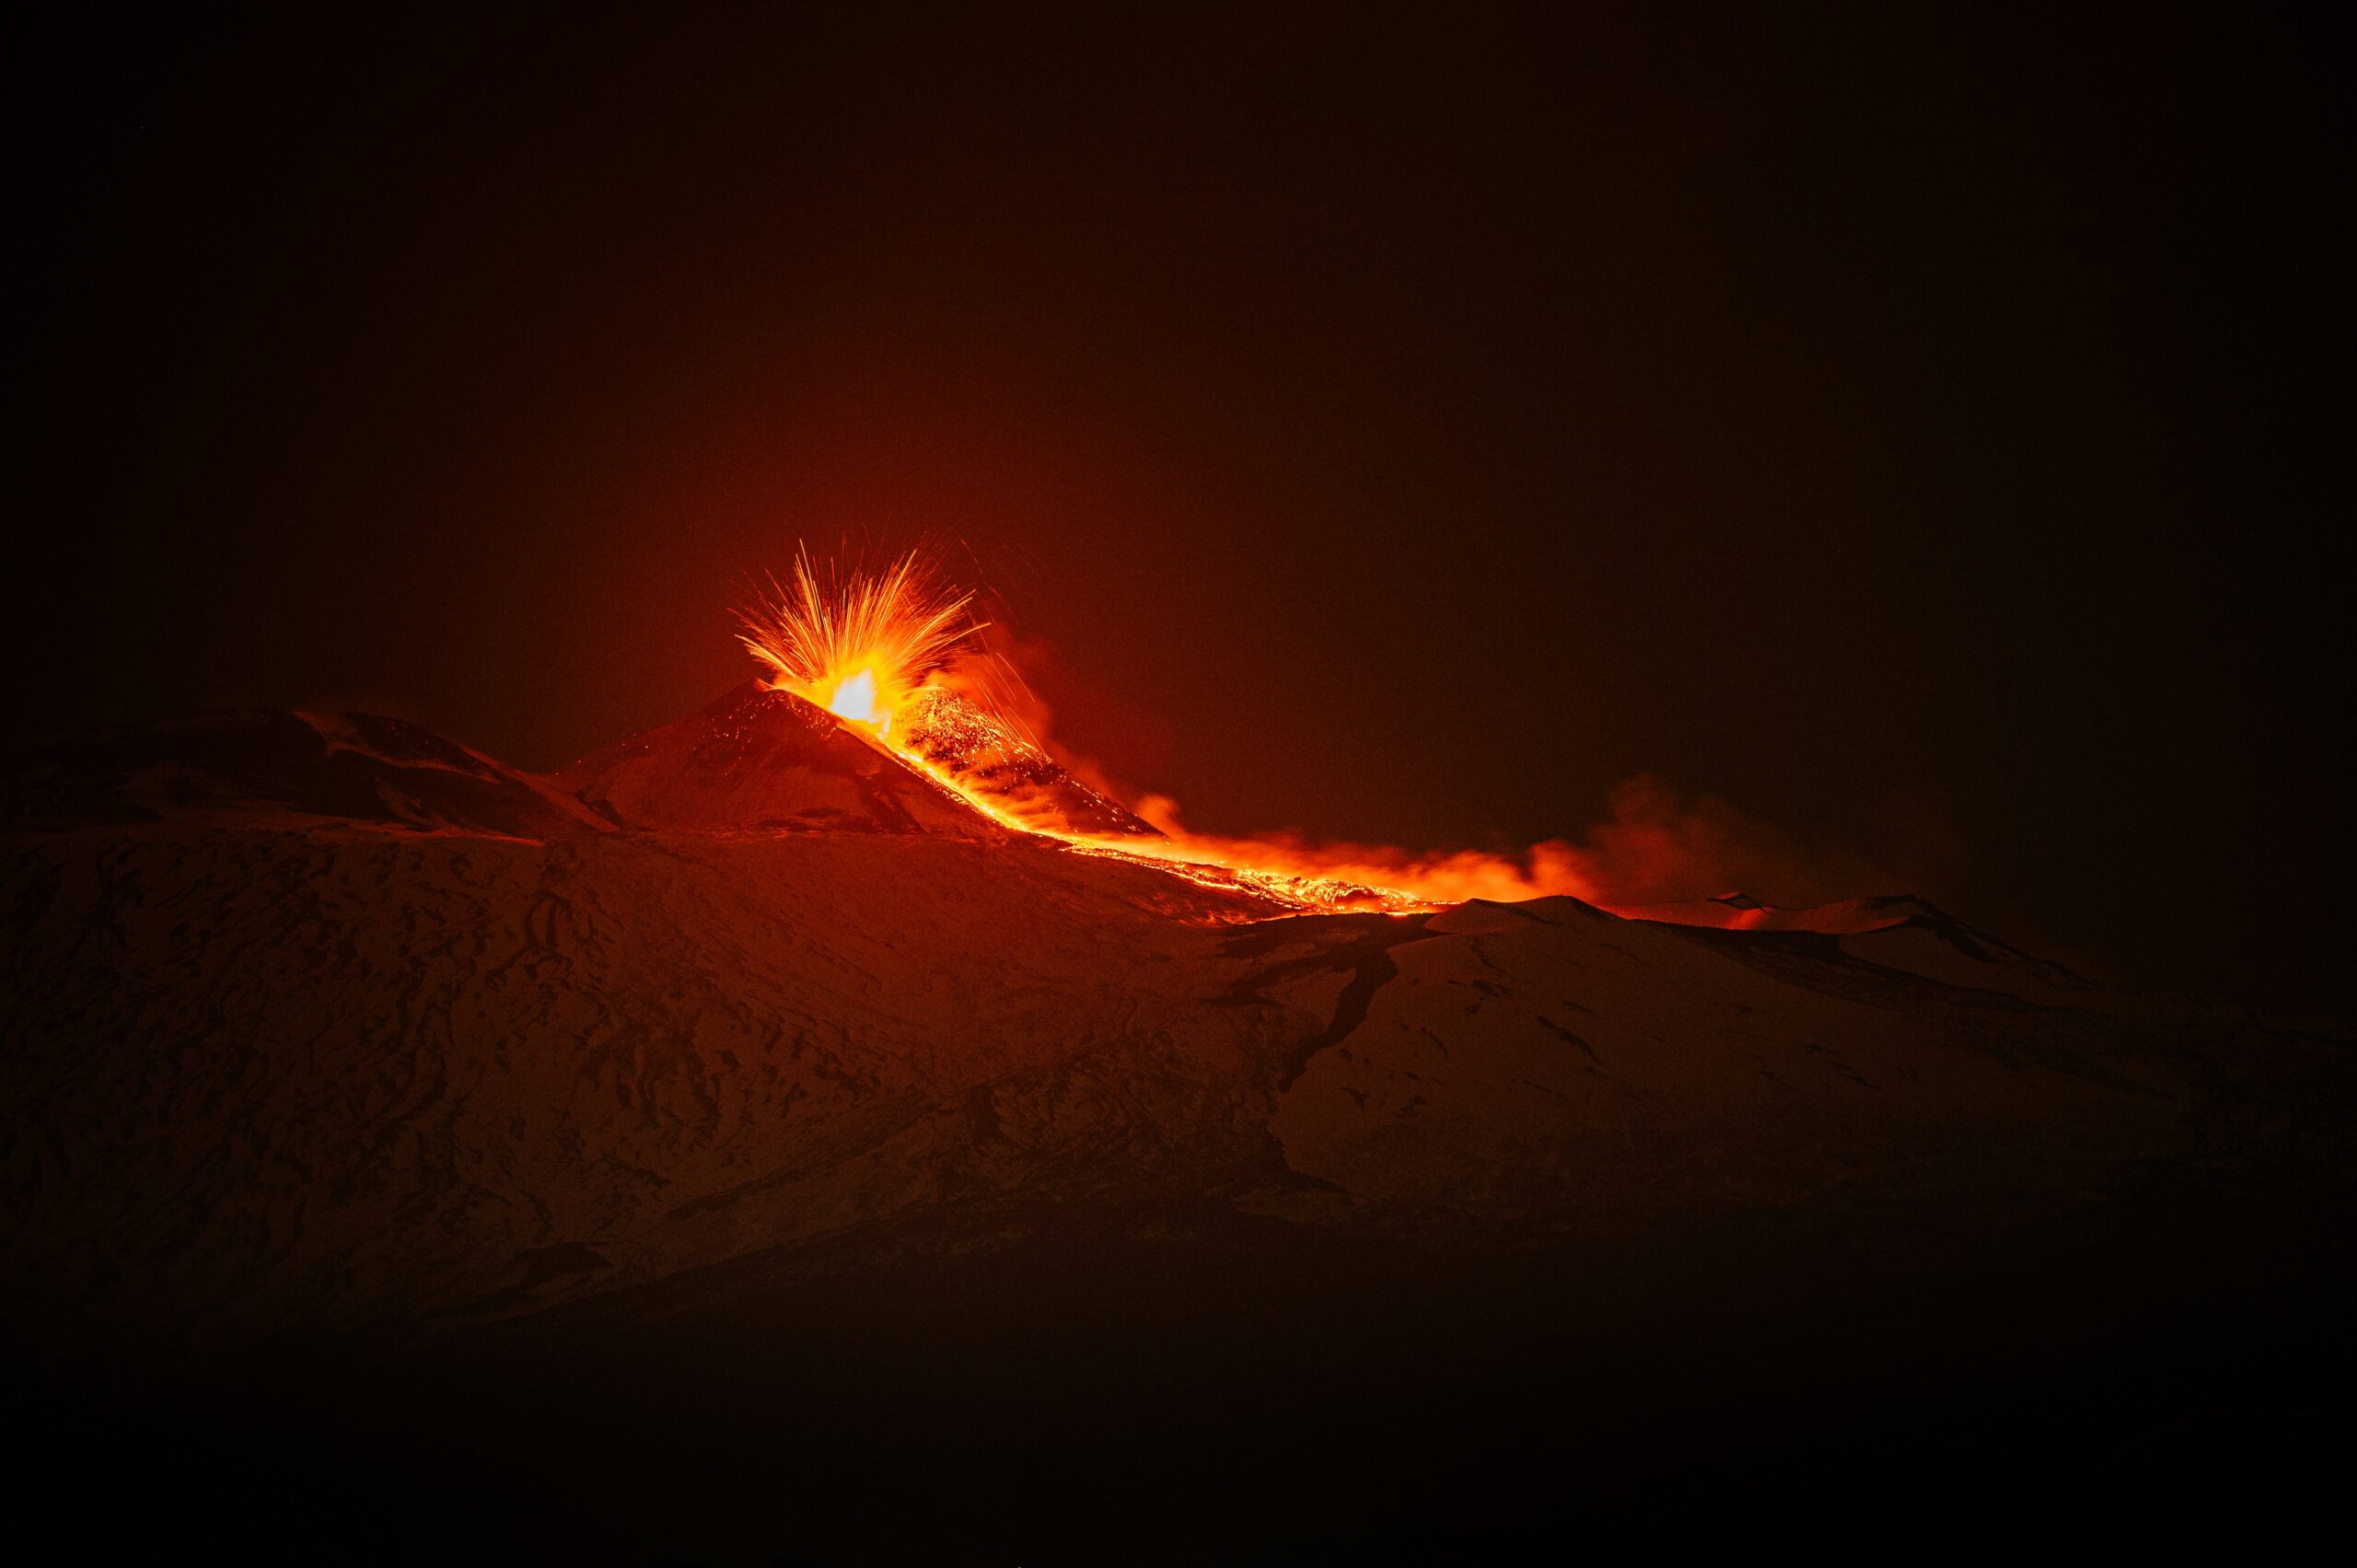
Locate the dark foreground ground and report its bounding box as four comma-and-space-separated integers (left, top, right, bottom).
19, 1170, 2352, 1565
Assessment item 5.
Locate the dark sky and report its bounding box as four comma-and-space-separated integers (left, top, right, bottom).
15, 5, 2345, 1011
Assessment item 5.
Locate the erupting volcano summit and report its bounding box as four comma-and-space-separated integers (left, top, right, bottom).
726, 547, 1618, 911
2, 547, 2348, 1563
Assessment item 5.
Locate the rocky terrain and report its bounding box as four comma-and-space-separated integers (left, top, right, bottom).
4, 689, 2350, 1562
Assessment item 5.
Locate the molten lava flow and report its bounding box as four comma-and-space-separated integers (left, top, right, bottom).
738, 548, 1600, 916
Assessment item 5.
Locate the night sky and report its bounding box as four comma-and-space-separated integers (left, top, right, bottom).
16, 6, 2344, 1011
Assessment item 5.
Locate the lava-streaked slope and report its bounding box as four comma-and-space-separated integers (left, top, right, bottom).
895, 685, 1162, 838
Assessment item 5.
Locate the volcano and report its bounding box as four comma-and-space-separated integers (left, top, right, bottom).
4, 689, 2351, 1563
555, 680, 1006, 839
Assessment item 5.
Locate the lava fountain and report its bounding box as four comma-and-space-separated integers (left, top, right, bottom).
737, 550, 978, 739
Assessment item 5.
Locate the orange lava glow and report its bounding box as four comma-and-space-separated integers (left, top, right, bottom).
822, 668, 882, 726
1074, 812, 1600, 912
739, 549, 1599, 915
738, 550, 979, 741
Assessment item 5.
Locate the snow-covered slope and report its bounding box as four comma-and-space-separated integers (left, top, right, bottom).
0, 699, 2298, 1348
0, 707, 607, 838
6, 696, 2351, 1562
554, 679, 1002, 838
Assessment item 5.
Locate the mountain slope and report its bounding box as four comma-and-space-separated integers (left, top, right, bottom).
3, 700, 2350, 1562
896, 685, 1162, 837
0, 707, 607, 838
555, 679, 1004, 838
0, 761, 2305, 1344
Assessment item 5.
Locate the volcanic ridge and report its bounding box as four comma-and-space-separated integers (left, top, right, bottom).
3, 687, 2350, 1562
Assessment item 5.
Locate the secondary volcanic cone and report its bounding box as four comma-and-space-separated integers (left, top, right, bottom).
736, 547, 1605, 912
